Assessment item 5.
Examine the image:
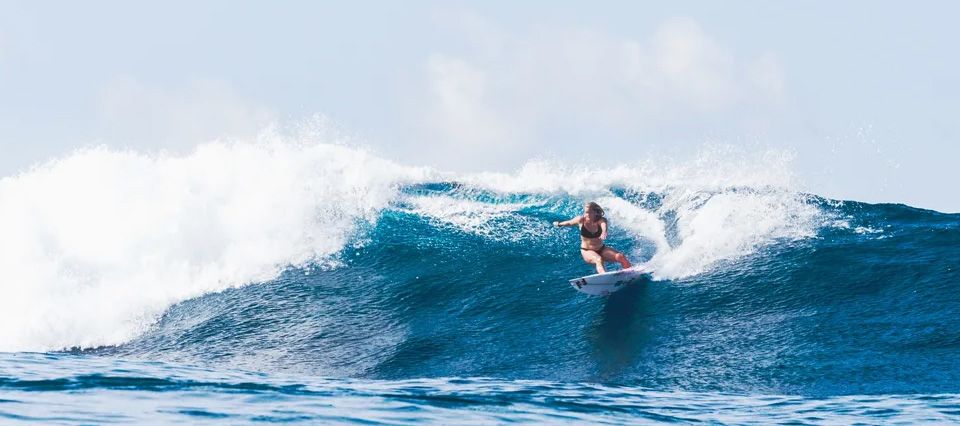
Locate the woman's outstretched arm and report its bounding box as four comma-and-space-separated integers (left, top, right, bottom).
553, 215, 582, 227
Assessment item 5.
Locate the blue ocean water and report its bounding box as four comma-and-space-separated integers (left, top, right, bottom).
1, 143, 958, 423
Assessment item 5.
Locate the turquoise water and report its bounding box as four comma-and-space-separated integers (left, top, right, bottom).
1, 144, 958, 423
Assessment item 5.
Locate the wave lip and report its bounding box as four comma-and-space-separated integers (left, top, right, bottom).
6, 138, 954, 372
1, 140, 822, 352
0, 140, 429, 352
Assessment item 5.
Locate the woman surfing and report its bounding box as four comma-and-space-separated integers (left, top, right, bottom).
554, 201, 632, 274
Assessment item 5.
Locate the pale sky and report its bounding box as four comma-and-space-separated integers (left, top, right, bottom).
1, 1, 957, 212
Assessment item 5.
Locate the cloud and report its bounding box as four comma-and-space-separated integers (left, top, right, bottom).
413, 15, 787, 170
421, 54, 520, 165
96, 78, 276, 152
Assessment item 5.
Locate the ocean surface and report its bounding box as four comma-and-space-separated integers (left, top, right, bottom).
1, 141, 958, 424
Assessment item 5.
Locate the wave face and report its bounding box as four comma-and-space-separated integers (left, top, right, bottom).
1, 140, 959, 401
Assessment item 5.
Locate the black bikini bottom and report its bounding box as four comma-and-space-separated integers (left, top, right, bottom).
580, 245, 606, 255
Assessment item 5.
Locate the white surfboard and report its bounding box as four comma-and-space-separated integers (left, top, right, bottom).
569, 267, 649, 296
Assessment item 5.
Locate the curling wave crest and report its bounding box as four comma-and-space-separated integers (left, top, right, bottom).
0, 140, 828, 352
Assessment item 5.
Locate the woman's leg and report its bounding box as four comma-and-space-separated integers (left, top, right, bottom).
580, 249, 606, 274
600, 246, 632, 269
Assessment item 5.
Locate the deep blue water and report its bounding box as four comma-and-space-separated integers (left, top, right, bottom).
2, 175, 959, 424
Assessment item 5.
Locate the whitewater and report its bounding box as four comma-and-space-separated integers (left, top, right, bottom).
1, 131, 958, 423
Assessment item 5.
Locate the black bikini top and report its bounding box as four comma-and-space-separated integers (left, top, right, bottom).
580, 220, 603, 238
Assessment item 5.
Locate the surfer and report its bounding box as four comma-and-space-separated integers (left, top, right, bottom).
553, 202, 632, 274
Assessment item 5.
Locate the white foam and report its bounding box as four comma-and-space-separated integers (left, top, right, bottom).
462, 146, 799, 195
0, 132, 429, 352
460, 146, 824, 280
0, 139, 826, 351
402, 196, 534, 240
644, 189, 821, 279
400, 195, 563, 245
594, 195, 671, 256
854, 226, 883, 235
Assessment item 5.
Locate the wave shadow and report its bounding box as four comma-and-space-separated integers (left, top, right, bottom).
587, 279, 655, 383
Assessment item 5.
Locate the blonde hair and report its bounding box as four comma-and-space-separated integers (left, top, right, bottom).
585, 201, 605, 218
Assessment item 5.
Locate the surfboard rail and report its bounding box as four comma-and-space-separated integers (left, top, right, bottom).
569, 267, 649, 296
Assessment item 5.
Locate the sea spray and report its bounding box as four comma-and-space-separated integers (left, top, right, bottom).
0, 139, 829, 352
0, 138, 429, 351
